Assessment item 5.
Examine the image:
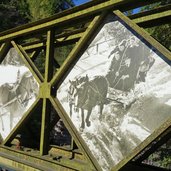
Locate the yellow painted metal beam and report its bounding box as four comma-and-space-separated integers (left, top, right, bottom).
0, 0, 163, 42
40, 98, 51, 155
2, 98, 41, 146
49, 13, 109, 171
49, 96, 98, 171
11, 41, 44, 84
0, 146, 90, 171
50, 12, 107, 87
132, 9, 171, 27
23, 34, 81, 51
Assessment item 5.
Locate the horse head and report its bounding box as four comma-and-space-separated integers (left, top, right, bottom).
16, 71, 39, 107
68, 75, 89, 113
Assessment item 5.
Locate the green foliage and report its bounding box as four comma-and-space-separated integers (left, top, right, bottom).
0, 0, 75, 74
141, 1, 171, 50
54, 44, 74, 67
0, 0, 74, 31
0, 1, 29, 32
141, 0, 171, 11
144, 140, 171, 170
146, 24, 171, 50
26, 0, 74, 21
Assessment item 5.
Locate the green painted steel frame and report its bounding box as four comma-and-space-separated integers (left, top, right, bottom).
0, 0, 168, 42
0, 0, 171, 170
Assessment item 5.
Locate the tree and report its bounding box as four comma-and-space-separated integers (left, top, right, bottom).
0, 0, 74, 31
0, 0, 29, 32
26, 0, 74, 21
141, 1, 171, 50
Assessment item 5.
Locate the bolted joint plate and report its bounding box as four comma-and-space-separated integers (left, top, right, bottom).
39, 83, 52, 98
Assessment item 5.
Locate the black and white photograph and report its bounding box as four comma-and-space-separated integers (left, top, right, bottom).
0, 48, 39, 140
57, 15, 171, 171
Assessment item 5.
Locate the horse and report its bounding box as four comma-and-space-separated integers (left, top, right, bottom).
69, 75, 108, 129
0, 70, 38, 131
68, 75, 89, 117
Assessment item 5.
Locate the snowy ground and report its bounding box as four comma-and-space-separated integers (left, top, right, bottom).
57, 55, 171, 171
57, 15, 171, 170
0, 48, 39, 140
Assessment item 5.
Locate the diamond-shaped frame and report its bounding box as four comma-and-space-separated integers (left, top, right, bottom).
54, 10, 171, 171
0, 42, 40, 142
0, 8, 170, 171
0, 13, 108, 171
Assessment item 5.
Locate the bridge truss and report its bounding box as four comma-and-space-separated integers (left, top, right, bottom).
0, 0, 171, 170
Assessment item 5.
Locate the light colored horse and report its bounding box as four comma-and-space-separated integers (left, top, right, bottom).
0, 71, 38, 130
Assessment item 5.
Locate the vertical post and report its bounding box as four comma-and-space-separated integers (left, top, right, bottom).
40, 29, 55, 155
44, 30, 55, 82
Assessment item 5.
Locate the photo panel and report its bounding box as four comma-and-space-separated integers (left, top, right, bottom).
0, 47, 39, 141
56, 13, 171, 171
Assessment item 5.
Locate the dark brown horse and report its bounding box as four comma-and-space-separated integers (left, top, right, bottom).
68, 75, 89, 117
69, 75, 108, 129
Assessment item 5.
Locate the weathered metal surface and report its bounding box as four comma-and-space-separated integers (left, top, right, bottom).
132, 9, 171, 28
55, 10, 171, 171
51, 13, 107, 87
0, 1, 170, 171
11, 41, 44, 83
2, 98, 41, 146
0, 0, 164, 42
0, 147, 91, 171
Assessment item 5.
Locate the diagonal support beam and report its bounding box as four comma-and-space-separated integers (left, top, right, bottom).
49, 96, 99, 171
2, 98, 41, 146
50, 12, 107, 87
11, 41, 44, 84
49, 14, 108, 170
114, 11, 171, 61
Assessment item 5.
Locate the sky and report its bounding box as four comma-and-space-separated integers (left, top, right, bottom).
73, 0, 140, 14
73, 0, 90, 6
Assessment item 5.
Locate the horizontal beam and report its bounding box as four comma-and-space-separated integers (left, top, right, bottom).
0, 146, 92, 171
130, 4, 171, 20
22, 27, 84, 50
56, 27, 87, 39
120, 162, 169, 171
132, 9, 171, 28
23, 34, 80, 51
0, 0, 163, 42
22, 9, 171, 51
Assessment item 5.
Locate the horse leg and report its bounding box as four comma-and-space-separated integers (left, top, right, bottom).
0, 116, 4, 131
99, 103, 104, 121
80, 108, 85, 129
85, 108, 92, 127
10, 113, 13, 130
69, 103, 72, 117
